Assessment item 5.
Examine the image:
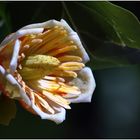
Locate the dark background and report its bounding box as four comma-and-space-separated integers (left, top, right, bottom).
0, 1, 140, 138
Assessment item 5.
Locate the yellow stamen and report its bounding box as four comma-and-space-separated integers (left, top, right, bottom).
43, 76, 65, 82
18, 67, 47, 80
58, 62, 85, 71
52, 70, 77, 78
26, 79, 71, 109
39, 40, 74, 55
31, 38, 43, 44
58, 55, 82, 62
38, 80, 80, 95
25, 39, 42, 49
43, 76, 57, 81
38, 26, 64, 40
34, 92, 55, 114
21, 35, 30, 47
58, 82, 81, 95
48, 45, 78, 56
36, 32, 68, 54
18, 64, 22, 69
18, 53, 25, 62
22, 55, 60, 68
24, 39, 43, 55
26, 80, 60, 93
27, 27, 66, 54
42, 90, 71, 109
19, 55, 60, 80
20, 35, 36, 53
38, 80, 61, 91
23, 45, 30, 50
21, 36, 28, 45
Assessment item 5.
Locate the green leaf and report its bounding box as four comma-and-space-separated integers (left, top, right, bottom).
83, 2, 140, 49
0, 95, 16, 125
83, 33, 140, 69
62, 2, 140, 69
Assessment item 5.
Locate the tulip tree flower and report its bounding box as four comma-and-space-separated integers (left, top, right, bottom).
0, 19, 96, 124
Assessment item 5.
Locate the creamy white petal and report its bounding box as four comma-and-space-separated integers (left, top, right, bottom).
32, 102, 66, 124
60, 19, 74, 33
0, 28, 44, 48
68, 67, 96, 103
21, 19, 64, 30
69, 32, 90, 63
0, 33, 14, 50
21, 19, 73, 33
0, 65, 5, 75
17, 28, 44, 36
0, 65, 31, 106
60, 19, 90, 63
10, 39, 21, 74
29, 90, 66, 124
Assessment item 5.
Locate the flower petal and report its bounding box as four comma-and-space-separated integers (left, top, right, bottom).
68, 67, 96, 103
30, 91, 66, 124
32, 105, 66, 124
60, 19, 90, 63
21, 20, 61, 29
9, 39, 21, 73
0, 28, 44, 48
0, 65, 31, 106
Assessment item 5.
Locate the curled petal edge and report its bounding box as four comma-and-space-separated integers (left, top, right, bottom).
31, 101, 66, 124
68, 67, 96, 103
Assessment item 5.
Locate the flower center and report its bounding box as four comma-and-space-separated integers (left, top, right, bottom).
18, 55, 60, 80
14, 26, 85, 114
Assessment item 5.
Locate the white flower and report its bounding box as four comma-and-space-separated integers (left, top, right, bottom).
0, 19, 96, 124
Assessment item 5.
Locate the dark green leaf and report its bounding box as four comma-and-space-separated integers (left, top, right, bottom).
83, 1, 140, 49
62, 2, 140, 69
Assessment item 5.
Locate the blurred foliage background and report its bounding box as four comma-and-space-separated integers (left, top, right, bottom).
0, 1, 140, 138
